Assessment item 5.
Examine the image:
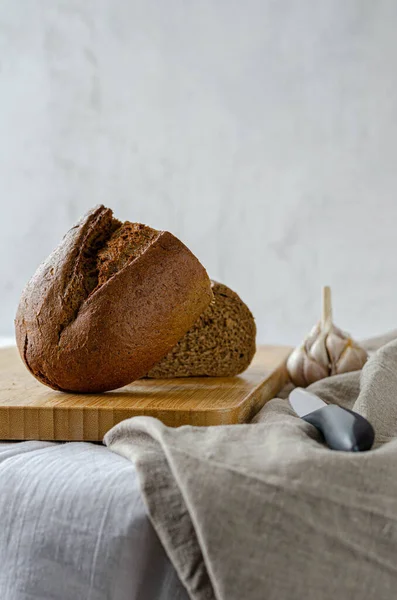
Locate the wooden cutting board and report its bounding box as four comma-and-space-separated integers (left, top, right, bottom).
0, 345, 291, 441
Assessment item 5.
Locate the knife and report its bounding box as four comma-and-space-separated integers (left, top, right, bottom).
289, 388, 375, 452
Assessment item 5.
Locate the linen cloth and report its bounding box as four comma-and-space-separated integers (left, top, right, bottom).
106, 336, 397, 600
0, 440, 188, 600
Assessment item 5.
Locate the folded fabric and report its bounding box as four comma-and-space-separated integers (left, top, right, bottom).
105, 337, 397, 600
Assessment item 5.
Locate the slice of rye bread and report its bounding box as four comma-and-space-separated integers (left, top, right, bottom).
146, 281, 256, 378
15, 206, 212, 393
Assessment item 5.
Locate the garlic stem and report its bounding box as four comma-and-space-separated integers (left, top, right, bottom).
321, 286, 333, 333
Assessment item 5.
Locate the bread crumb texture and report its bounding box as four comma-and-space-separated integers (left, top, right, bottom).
97, 222, 159, 285
146, 281, 256, 378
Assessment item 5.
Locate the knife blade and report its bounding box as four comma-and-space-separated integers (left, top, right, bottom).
289, 388, 374, 452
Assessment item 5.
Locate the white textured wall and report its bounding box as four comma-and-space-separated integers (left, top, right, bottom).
1, 0, 397, 344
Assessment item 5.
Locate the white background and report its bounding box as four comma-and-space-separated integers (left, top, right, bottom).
1, 0, 397, 344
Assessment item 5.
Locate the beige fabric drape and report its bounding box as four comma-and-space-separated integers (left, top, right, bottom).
106, 335, 397, 600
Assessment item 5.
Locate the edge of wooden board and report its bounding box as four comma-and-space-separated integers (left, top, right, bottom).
0, 345, 292, 440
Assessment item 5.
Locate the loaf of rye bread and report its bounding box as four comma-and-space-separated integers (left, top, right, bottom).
146, 281, 256, 378
15, 206, 212, 393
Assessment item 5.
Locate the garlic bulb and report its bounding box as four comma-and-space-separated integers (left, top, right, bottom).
287, 287, 368, 387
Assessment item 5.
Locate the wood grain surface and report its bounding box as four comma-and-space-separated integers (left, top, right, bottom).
0, 345, 291, 441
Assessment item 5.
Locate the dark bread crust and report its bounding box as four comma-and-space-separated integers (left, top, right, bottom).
146, 281, 256, 378
15, 206, 212, 392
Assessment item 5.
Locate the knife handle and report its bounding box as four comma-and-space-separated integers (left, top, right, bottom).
302, 404, 374, 452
